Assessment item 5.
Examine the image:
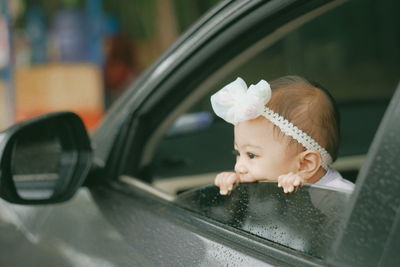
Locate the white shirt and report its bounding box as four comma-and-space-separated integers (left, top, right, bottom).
314, 168, 355, 192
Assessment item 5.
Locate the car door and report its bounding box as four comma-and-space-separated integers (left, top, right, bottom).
92, 0, 399, 265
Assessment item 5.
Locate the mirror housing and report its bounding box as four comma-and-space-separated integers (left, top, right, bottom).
0, 112, 92, 204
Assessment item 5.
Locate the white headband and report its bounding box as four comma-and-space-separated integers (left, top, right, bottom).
210, 77, 332, 170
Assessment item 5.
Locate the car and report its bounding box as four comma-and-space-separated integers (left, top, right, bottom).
1, 0, 400, 266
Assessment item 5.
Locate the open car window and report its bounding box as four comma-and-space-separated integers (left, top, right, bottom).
149, 0, 398, 195
175, 182, 351, 259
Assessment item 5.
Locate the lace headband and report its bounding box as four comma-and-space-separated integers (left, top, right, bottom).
210, 77, 332, 170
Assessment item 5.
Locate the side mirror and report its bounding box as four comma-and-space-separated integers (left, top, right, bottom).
0, 112, 92, 204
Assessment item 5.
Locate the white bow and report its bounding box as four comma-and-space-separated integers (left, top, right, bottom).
210, 77, 271, 124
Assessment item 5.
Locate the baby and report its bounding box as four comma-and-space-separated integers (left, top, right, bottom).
211, 75, 354, 195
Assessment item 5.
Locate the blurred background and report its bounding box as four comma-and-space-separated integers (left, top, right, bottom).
0, 0, 219, 130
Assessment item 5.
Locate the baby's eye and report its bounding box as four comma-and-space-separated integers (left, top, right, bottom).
232, 149, 240, 157
247, 152, 257, 159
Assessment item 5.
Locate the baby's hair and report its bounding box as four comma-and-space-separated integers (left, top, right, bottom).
267, 75, 340, 162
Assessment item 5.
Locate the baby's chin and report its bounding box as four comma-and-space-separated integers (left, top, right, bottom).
239, 174, 277, 183
237, 174, 253, 182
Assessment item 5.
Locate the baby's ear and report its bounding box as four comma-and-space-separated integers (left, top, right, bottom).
297, 150, 322, 181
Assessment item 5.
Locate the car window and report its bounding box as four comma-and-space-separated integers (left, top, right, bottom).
175, 182, 351, 259
151, 0, 399, 193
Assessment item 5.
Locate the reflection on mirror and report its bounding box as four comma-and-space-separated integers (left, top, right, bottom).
11, 133, 62, 200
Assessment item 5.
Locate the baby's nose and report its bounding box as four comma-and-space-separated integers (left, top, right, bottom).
234, 160, 247, 174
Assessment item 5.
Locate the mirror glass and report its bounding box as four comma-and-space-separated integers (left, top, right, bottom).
11, 131, 62, 200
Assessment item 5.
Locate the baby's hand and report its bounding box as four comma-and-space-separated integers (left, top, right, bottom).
277, 172, 304, 194
214, 172, 239, 195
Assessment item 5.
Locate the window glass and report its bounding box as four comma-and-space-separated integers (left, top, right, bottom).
175, 183, 351, 259
151, 0, 400, 189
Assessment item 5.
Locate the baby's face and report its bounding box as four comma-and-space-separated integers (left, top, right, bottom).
234, 117, 300, 182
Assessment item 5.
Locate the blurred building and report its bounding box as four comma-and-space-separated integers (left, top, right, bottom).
0, 0, 218, 130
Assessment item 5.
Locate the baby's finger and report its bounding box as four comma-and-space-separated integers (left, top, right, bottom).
278, 173, 290, 187
219, 180, 230, 194
214, 174, 222, 186
226, 174, 238, 187
281, 176, 293, 189
218, 174, 234, 194
215, 172, 232, 186
287, 185, 295, 193
220, 189, 229, 195
294, 175, 305, 187
293, 178, 302, 187
277, 176, 284, 187
225, 176, 236, 191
